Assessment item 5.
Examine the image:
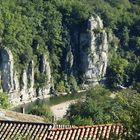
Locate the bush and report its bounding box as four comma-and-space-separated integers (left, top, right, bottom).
0, 92, 9, 109
56, 80, 65, 93
35, 72, 48, 88
29, 104, 52, 122
70, 115, 93, 126
57, 118, 70, 125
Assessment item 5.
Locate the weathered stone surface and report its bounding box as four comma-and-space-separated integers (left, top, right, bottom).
37, 86, 51, 96
0, 47, 52, 105
66, 46, 74, 74
27, 61, 35, 98
36, 54, 52, 97
0, 48, 14, 92
20, 70, 28, 101
40, 54, 51, 83
80, 15, 108, 85
13, 72, 20, 91
45, 61, 51, 84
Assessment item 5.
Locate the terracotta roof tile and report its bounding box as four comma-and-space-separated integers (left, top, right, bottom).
0, 120, 53, 140
47, 124, 123, 140
0, 120, 124, 140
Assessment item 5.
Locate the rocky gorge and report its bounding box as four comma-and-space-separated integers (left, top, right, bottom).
0, 15, 109, 105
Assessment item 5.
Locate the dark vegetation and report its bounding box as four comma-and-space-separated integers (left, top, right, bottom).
0, 92, 9, 108
29, 103, 53, 122
64, 86, 140, 139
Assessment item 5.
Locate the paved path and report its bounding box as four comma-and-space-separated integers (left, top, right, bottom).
50, 100, 76, 120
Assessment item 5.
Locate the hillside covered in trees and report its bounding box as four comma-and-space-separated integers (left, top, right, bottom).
0, 0, 140, 93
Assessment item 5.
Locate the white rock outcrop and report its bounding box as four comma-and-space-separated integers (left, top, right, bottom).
36, 54, 52, 97
0, 48, 14, 92
80, 15, 108, 85
40, 54, 51, 84
27, 61, 35, 98
66, 47, 74, 74
0, 48, 52, 105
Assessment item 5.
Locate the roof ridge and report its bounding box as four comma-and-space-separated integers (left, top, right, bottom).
51, 123, 122, 131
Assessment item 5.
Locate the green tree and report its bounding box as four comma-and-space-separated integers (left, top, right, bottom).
57, 118, 70, 125
135, 37, 140, 50
0, 92, 9, 109
66, 87, 140, 139
69, 115, 93, 126
56, 80, 65, 93
113, 89, 140, 140
122, 26, 130, 47
66, 85, 113, 124
35, 72, 48, 88
107, 56, 128, 87
68, 75, 78, 92
29, 104, 53, 122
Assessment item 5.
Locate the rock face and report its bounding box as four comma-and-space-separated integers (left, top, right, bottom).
68, 15, 108, 86
66, 46, 74, 74
27, 61, 34, 98
37, 54, 51, 96
0, 48, 14, 92
0, 48, 51, 105
41, 55, 51, 84
80, 15, 108, 85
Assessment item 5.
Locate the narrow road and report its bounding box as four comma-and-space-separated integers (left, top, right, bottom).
50, 100, 76, 120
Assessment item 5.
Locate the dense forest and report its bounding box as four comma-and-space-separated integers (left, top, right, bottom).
0, 0, 140, 139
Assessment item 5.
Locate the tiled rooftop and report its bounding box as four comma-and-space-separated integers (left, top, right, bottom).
0, 120, 123, 140
0, 120, 53, 140
47, 124, 123, 140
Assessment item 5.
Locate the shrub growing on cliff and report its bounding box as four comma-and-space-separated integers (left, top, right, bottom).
34, 72, 48, 88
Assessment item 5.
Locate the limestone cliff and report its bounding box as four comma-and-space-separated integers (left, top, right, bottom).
0, 48, 14, 92
80, 15, 108, 85
68, 15, 108, 86
0, 48, 51, 105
